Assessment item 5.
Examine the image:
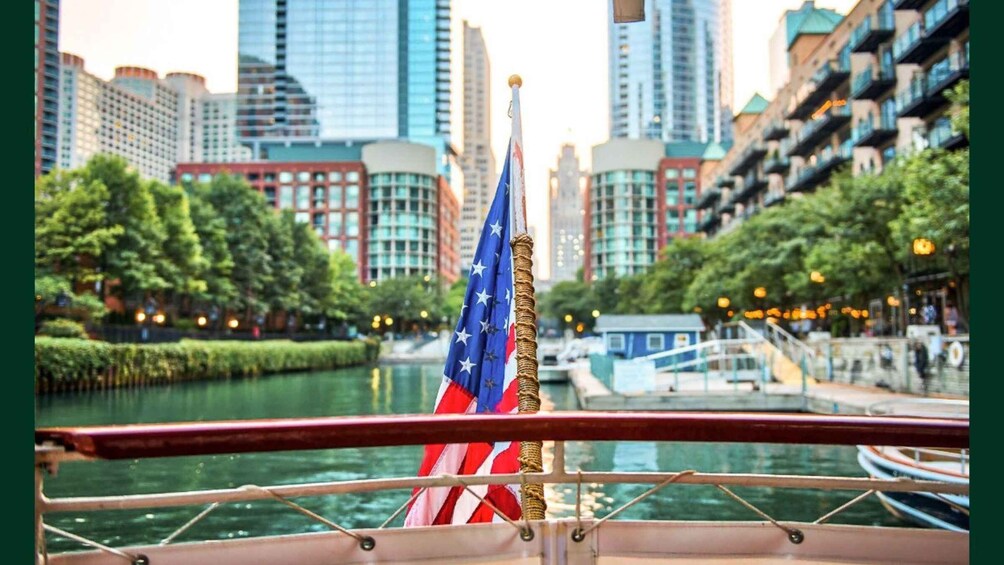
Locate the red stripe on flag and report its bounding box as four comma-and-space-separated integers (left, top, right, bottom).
496, 379, 519, 414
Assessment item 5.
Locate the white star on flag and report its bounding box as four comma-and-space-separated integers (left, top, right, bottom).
490, 221, 502, 237
480, 319, 490, 333
505, 288, 511, 302
471, 260, 487, 277
459, 356, 476, 374
455, 327, 471, 345
476, 288, 491, 305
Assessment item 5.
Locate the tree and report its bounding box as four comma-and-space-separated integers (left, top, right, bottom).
538, 280, 593, 329
325, 251, 368, 322
79, 155, 170, 299
35, 170, 123, 288
946, 79, 969, 140
263, 211, 304, 319
291, 219, 332, 318
185, 183, 237, 309
366, 276, 440, 333
202, 174, 274, 320
636, 237, 707, 313
889, 148, 970, 319
149, 181, 208, 301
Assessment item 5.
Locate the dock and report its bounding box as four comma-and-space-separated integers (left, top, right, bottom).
567, 363, 958, 414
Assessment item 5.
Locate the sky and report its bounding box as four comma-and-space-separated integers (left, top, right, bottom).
60, 0, 857, 279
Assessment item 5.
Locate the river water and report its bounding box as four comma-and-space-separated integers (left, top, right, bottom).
36, 363, 904, 552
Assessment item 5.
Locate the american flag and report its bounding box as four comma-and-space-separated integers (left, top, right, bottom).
403, 144, 523, 526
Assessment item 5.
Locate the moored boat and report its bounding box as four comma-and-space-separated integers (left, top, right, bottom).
857, 399, 969, 532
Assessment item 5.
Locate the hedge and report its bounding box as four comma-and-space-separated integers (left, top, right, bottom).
35, 337, 381, 393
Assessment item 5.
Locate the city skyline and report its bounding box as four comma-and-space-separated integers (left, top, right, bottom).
59, 0, 858, 277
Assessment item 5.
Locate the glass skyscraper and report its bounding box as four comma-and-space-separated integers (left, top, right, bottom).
608, 0, 733, 144
237, 0, 452, 164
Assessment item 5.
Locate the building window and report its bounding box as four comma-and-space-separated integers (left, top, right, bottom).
329, 171, 342, 182
665, 169, 679, 179
646, 334, 665, 351
607, 333, 625, 351
683, 168, 696, 179
279, 186, 293, 209
297, 171, 310, 182
296, 185, 310, 210
683, 182, 697, 205
346, 185, 359, 208
279, 171, 292, 183
346, 171, 359, 182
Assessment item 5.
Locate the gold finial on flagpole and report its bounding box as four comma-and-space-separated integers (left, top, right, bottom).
508, 74, 522, 88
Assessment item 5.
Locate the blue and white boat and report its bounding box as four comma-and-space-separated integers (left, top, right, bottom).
858, 399, 970, 532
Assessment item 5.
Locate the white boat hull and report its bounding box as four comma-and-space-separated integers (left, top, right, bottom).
47, 519, 968, 565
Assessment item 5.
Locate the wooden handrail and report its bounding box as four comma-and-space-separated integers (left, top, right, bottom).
36, 412, 969, 461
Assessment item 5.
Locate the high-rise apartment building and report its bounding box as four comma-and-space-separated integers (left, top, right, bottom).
175, 140, 462, 284
57, 56, 249, 182
35, 0, 60, 177
548, 144, 587, 283
458, 21, 496, 270
584, 140, 726, 281
236, 0, 456, 177
701, 0, 968, 237
608, 0, 734, 144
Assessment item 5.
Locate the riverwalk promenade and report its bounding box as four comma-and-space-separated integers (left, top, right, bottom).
567, 363, 965, 414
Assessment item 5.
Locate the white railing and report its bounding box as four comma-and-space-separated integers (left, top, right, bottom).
763, 321, 818, 378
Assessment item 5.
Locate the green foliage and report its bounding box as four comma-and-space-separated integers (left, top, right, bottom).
326, 251, 368, 321
37, 319, 90, 339
81, 155, 170, 296
185, 182, 237, 306
35, 170, 123, 286
149, 181, 208, 294
366, 276, 441, 329
538, 280, 595, 328
945, 79, 969, 140
35, 337, 380, 391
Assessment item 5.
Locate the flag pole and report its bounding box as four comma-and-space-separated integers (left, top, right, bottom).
507, 74, 546, 520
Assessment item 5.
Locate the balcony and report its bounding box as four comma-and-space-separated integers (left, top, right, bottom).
695, 187, 722, 210
786, 60, 851, 120
852, 115, 898, 148
851, 65, 897, 100
926, 50, 969, 96
785, 103, 852, 158
763, 154, 791, 175
924, 0, 969, 39
850, 13, 895, 53
763, 192, 787, 208
927, 116, 968, 150
786, 141, 853, 193
736, 171, 769, 201
717, 198, 736, 215
716, 175, 736, 188
896, 52, 967, 118
698, 213, 720, 234
763, 121, 789, 141
892, 22, 944, 65
894, 0, 928, 9
727, 142, 768, 176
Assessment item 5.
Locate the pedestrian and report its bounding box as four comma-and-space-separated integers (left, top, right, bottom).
913, 340, 930, 395
922, 300, 937, 325
944, 303, 959, 336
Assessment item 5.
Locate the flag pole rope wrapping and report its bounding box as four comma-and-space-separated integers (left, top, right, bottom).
510, 233, 546, 520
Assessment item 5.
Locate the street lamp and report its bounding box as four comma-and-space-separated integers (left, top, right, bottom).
591, 309, 600, 318
196, 315, 207, 328
717, 296, 730, 309
810, 271, 825, 284
420, 310, 429, 319
564, 314, 573, 323
227, 318, 239, 329
753, 287, 767, 299
369, 281, 377, 287
912, 237, 936, 256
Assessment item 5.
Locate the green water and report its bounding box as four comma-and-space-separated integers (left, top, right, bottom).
36, 363, 904, 552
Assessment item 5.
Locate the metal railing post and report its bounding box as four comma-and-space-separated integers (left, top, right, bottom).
702, 348, 709, 394
674, 361, 679, 392
801, 352, 808, 395
903, 342, 911, 393
733, 351, 738, 392
827, 342, 834, 382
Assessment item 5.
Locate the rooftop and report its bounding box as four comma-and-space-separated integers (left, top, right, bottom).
595, 314, 705, 332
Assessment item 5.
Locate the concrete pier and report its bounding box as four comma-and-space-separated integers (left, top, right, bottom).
567, 364, 960, 414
